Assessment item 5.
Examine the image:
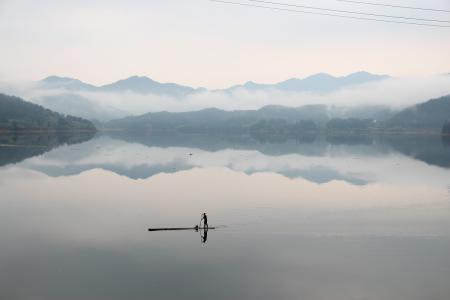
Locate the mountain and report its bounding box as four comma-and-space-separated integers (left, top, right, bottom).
104, 93, 450, 132
34, 93, 128, 122
31, 72, 392, 122
225, 71, 389, 93
385, 95, 450, 129
39, 71, 388, 96
40, 76, 97, 91
0, 93, 96, 131
39, 75, 204, 97
104, 104, 393, 132
99, 76, 202, 97
104, 106, 320, 132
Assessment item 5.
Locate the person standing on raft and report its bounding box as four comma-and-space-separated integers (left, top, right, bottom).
201, 213, 208, 229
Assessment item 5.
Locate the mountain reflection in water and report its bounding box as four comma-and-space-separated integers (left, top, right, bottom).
1, 132, 450, 184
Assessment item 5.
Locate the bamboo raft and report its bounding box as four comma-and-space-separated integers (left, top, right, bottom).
148, 226, 215, 232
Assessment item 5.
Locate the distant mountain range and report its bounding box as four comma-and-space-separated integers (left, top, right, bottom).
39, 71, 389, 96
28, 71, 392, 121
225, 72, 389, 93
41, 75, 204, 97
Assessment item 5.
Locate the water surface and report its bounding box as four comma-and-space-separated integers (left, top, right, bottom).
1, 132, 450, 300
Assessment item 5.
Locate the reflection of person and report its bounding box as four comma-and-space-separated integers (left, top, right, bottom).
201, 213, 208, 229
201, 227, 208, 244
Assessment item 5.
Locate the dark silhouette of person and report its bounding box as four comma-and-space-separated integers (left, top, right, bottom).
201, 213, 208, 229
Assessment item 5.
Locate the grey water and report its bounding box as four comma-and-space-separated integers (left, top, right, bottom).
1, 132, 450, 300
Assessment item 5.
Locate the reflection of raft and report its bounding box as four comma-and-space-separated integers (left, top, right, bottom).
148, 227, 215, 232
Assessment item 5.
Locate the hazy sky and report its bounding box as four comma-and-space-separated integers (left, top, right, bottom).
1, 0, 449, 88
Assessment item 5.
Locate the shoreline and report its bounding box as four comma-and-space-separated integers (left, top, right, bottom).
97, 128, 446, 136
1, 128, 448, 138
0, 129, 97, 134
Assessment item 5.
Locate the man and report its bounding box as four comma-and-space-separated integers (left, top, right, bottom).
201, 213, 208, 229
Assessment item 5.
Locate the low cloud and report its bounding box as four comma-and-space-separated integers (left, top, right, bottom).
2, 75, 450, 120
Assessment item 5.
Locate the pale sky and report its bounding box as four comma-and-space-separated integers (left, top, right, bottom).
0, 0, 449, 88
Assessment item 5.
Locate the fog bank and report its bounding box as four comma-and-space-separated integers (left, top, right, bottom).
1, 75, 450, 120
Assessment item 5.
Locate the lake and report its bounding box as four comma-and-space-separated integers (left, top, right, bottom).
1, 132, 450, 300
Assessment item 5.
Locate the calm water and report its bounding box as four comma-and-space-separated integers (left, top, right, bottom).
1, 132, 450, 300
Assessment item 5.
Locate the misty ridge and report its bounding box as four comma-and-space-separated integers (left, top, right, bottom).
2, 71, 450, 122
103, 94, 450, 134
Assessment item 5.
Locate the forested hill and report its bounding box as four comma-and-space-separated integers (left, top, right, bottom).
0, 93, 96, 131
104, 105, 392, 132
386, 95, 450, 129
104, 94, 450, 133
